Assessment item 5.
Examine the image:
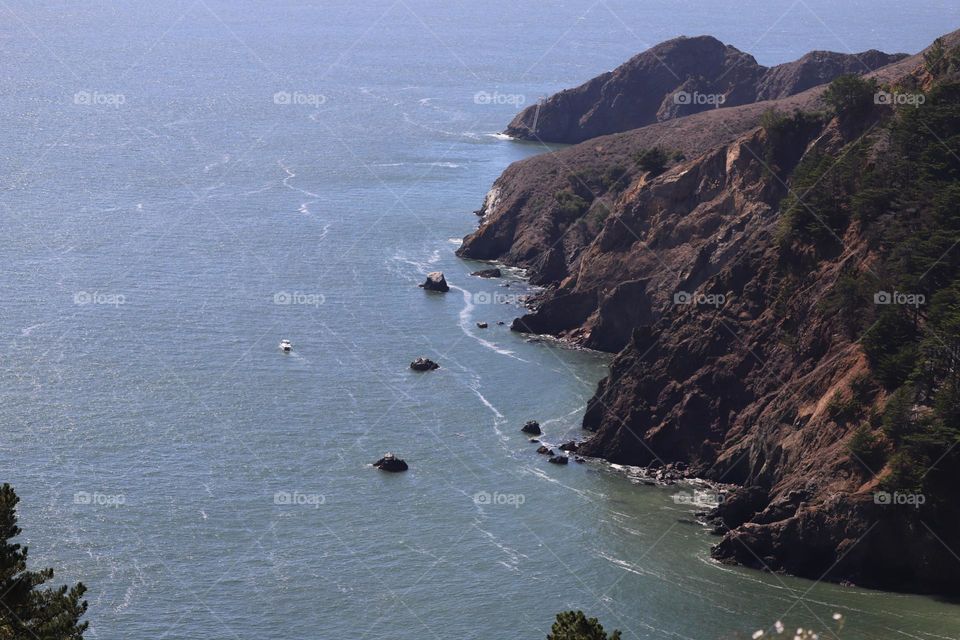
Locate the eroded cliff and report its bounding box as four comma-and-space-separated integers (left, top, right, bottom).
459, 32, 960, 593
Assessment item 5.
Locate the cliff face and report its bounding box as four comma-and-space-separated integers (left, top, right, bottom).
460, 31, 960, 593
504, 35, 906, 144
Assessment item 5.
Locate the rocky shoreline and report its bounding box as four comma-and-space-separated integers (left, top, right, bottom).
457, 29, 960, 594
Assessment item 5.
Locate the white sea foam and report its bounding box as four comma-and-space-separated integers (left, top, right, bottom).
450, 283, 528, 362
242, 184, 275, 196
278, 160, 321, 198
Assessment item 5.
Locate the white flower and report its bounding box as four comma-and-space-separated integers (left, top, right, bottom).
832, 613, 843, 621
753, 631, 764, 639
774, 621, 784, 634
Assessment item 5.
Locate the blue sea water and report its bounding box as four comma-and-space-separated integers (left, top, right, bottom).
1, 1, 959, 638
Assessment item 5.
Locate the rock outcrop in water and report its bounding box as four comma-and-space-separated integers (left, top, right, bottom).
471, 268, 502, 278
420, 271, 450, 292
410, 357, 439, 371
459, 30, 960, 594
504, 35, 907, 144
521, 420, 542, 435
373, 453, 409, 472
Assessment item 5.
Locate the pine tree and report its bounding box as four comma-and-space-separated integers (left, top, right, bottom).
0, 484, 88, 639
547, 611, 621, 640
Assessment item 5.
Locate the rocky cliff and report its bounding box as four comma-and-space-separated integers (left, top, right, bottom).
504, 35, 906, 144
460, 31, 960, 593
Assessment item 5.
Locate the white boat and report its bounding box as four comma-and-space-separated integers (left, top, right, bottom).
279, 339, 293, 352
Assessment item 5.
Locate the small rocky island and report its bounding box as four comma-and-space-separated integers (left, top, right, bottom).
373, 453, 408, 472
520, 420, 542, 435
410, 357, 440, 371
419, 271, 449, 292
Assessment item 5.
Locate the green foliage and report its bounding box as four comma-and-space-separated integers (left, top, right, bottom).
851, 184, 899, 226
822, 74, 878, 119
588, 201, 612, 225
565, 168, 600, 200
554, 190, 590, 218
881, 386, 917, 444
828, 374, 875, 425
847, 424, 887, 473
0, 484, 88, 639
862, 310, 920, 390
925, 38, 948, 75
771, 78, 960, 501
633, 147, 669, 176
564, 164, 631, 202
776, 141, 866, 250
882, 449, 926, 493
820, 269, 875, 338
827, 390, 856, 424
548, 611, 622, 640
877, 384, 960, 497
923, 38, 960, 78
760, 108, 826, 175
602, 165, 629, 193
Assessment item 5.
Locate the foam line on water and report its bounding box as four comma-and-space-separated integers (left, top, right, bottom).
278, 160, 321, 198
449, 284, 529, 363
524, 465, 598, 501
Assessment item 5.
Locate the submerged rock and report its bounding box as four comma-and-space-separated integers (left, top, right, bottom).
520, 420, 542, 435
476, 322, 489, 329
420, 271, 450, 292
410, 357, 439, 371
559, 441, 580, 452
373, 453, 409, 472
548, 455, 568, 465
471, 268, 502, 278
536, 445, 554, 455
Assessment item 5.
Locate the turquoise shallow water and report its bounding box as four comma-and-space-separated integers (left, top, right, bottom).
2, 1, 960, 638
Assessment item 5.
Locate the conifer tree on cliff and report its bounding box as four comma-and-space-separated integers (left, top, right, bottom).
548, 611, 621, 640
0, 484, 88, 639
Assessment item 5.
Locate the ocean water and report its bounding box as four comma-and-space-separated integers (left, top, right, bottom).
2, 1, 959, 638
